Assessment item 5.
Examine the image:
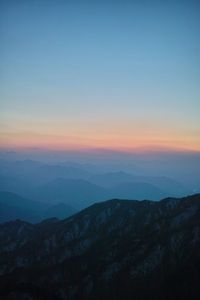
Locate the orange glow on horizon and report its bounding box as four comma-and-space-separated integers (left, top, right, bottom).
1, 117, 200, 153
0, 130, 200, 153
1, 114, 200, 153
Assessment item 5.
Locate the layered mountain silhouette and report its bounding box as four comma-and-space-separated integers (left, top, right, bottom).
0, 160, 190, 204
88, 171, 186, 193
29, 178, 171, 209
109, 181, 166, 200
0, 191, 76, 223
0, 194, 199, 300
30, 178, 109, 209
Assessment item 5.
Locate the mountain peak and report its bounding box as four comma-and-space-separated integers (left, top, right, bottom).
0, 194, 199, 300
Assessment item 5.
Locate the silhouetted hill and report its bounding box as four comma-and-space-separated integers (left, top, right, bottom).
30, 178, 108, 209
29, 178, 169, 209
0, 159, 90, 190
0, 194, 199, 300
89, 171, 188, 196
0, 191, 46, 223
0, 191, 76, 223
89, 171, 135, 187
0, 175, 34, 195
43, 202, 76, 220
0, 160, 191, 200
109, 181, 167, 200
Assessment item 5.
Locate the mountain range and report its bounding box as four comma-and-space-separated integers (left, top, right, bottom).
0, 191, 76, 223
0, 160, 192, 204
0, 194, 199, 300
28, 177, 186, 210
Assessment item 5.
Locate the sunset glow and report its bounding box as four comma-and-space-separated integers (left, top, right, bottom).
0, 0, 199, 154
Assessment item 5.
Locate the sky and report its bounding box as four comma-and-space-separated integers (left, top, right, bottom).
0, 0, 200, 152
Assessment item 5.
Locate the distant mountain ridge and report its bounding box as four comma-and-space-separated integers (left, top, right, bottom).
30, 178, 108, 209
0, 191, 76, 223
88, 171, 186, 192
0, 194, 199, 299
0, 159, 191, 204
29, 177, 173, 208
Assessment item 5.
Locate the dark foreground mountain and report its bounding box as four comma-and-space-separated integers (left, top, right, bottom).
0, 194, 200, 300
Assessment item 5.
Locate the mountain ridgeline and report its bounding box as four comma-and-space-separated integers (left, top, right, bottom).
0, 159, 194, 213
0, 194, 200, 300
0, 191, 77, 223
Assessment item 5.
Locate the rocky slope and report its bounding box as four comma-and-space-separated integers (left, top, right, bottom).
0, 194, 200, 299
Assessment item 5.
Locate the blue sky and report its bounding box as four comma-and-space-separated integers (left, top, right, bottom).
0, 0, 200, 151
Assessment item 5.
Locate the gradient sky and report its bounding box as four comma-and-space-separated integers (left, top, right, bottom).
0, 0, 200, 152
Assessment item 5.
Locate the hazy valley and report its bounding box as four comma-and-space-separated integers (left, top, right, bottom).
1, 155, 199, 223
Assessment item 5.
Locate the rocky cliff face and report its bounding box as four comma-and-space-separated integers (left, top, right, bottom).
0, 194, 200, 300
